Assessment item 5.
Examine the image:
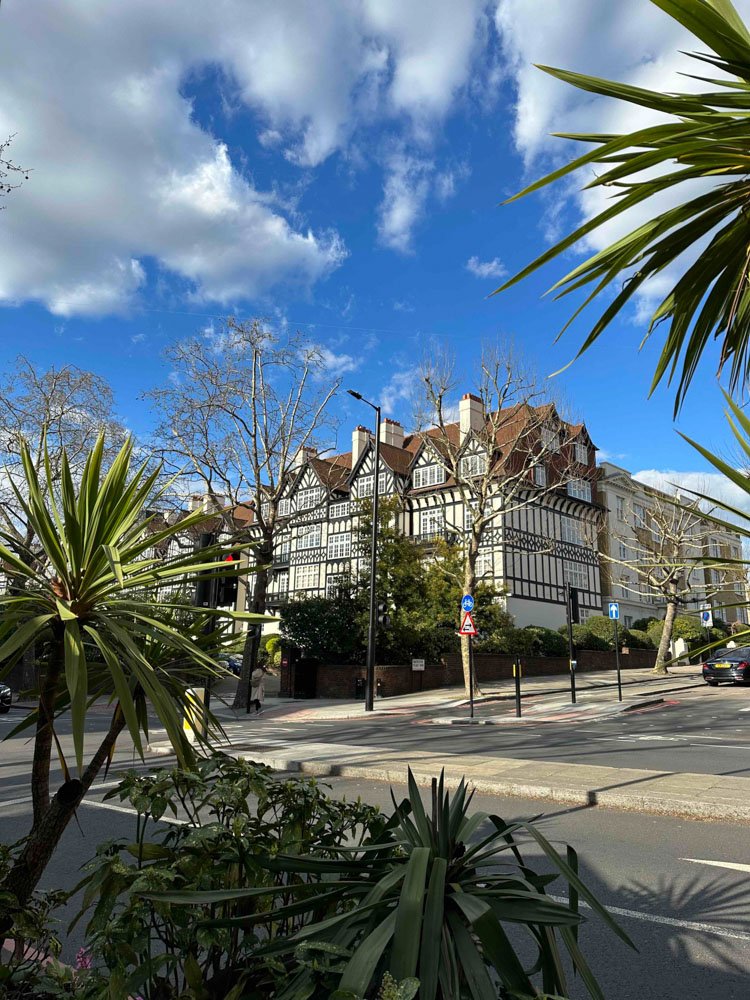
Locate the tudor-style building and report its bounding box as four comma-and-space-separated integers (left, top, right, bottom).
254, 393, 603, 630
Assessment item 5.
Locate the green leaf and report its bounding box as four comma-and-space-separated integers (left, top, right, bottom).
390, 846, 430, 981
338, 911, 397, 997
418, 857, 446, 1000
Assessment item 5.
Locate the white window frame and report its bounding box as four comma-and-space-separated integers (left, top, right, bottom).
618, 541, 628, 561
356, 473, 387, 498
327, 532, 351, 559
541, 426, 559, 453
563, 560, 588, 591
574, 441, 588, 464
294, 564, 318, 591
278, 498, 291, 517
709, 538, 721, 559
615, 496, 625, 522
464, 501, 477, 532
633, 502, 646, 528
561, 516, 583, 546
413, 464, 446, 489
325, 574, 348, 599
272, 569, 289, 595
297, 487, 322, 511
475, 551, 493, 579
297, 523, 322, 550
329, 501, 350, 519
533, 464, 547, 487
459, 453, 485, 479
420, 508, 444, 537
567, 479, 592, 502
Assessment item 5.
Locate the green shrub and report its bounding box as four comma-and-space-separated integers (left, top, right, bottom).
88, 761, 629, 999
648, 615, 704, 647
584, 615, 621, 649
476, 626, 541, 656
632, 616, 659, 632
557, 623, 610, 651
524, 625, 568, 656
622, 628, 653, 650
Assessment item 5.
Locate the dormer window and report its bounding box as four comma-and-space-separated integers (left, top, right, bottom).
541, 426, 559, 453
459, 453, 486, 479
574, 442, 588, 464
413, 464, 446, 489
533, 464, 547, 487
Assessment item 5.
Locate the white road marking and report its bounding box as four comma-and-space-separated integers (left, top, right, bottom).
81, 799, 186, 825
550, 894, 750, 942
682, 858, 750, 875
0, 779, 134, 809
688, 744, 750, 751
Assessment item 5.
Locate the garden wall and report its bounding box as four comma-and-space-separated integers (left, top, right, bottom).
281, 647, 657, 700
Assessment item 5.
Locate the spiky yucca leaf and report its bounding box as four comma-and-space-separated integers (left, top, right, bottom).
0, 434, 271, 770
496, 0, 750, 413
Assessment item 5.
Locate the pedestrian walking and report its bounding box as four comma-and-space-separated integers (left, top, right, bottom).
250, 665, 267, 714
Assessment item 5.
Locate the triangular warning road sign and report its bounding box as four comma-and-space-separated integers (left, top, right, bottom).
459, 611, 478, 636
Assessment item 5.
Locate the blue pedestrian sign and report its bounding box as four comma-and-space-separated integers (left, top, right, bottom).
461, 594, 475, 613
608, 602, 620, 621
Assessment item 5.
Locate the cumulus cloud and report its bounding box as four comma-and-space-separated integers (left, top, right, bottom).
0, 1, 496, 316
466, 255, 507, 279
634, 469, 750, 520
316, 346, 361, 376
381, 368, 420, 415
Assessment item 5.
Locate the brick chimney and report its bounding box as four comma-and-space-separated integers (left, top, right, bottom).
459, 393, 484, 442
352, 425, 370, 464
291, 445, 317, 470
380, 417, 404, 449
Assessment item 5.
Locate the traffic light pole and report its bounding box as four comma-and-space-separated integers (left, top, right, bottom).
565, 582, 576, 705
614, 616, 623, 702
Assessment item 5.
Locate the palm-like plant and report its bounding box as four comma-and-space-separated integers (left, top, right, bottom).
497, 0, 750, 412
0, 435, 266, 905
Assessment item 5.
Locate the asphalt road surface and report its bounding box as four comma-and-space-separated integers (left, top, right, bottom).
3, 688, 750, 998
214, 685, 750, 778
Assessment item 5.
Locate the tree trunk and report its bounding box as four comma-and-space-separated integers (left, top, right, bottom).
654, 599, 678, 675
232, 551, 270, 710
2, 709, 125, 907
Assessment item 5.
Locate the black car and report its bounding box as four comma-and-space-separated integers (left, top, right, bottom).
702, 646, 750, 686
0, 683, 11, 713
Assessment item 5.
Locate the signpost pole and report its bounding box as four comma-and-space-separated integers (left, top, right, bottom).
514, 659, 522, 718
614, 617, 622, 702
469, 634, 475, 720
565, 582, 576, 704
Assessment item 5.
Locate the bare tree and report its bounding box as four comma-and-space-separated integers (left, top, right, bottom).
605, 489, 733, 674
145, 318, 340, 708
415, 344, 588, 696
0, 133, 29, 204
0, 358, 126, 688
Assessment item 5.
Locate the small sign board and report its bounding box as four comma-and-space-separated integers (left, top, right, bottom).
411, 658, 425, 672
701, 607, 713, 629
461, 594, 475, 613
459, 611, 478, 636
608, 601, 620, 621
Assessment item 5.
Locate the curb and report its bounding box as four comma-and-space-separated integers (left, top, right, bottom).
228, 751, 750, 823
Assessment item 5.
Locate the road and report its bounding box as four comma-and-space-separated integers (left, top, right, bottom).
3, 688, 750, 998
214, 685, 750, 777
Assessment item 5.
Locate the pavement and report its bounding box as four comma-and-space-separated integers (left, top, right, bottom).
207, 663, 703, 724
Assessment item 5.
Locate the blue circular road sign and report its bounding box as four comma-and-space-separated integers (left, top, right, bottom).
461, 595, 475, 613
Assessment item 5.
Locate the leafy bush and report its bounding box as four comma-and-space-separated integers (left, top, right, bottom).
55, 756, 630, 1000
584, 615, 622, 649
281, 595, 366, 663
631, 617, 659, 633
622, 628, 653, 650
557, 623, 610, 651
525, 625, 568, 656
648, 615, 704, 647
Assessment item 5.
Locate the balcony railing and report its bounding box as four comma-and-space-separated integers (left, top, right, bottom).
267, 589, 289, 605
273, 549, 291, 566
411, 530, 459, 545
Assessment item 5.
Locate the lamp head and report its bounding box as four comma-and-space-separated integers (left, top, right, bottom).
347, 389, 363, 400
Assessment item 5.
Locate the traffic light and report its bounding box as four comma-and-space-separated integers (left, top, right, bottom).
217, 551, 241, 607
377, 599, 391, 629
569, 587, 580, 625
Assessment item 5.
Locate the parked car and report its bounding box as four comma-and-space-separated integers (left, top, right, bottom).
702, 646, 750, 686
0, 683, 11, 713
218, 654, 243, 676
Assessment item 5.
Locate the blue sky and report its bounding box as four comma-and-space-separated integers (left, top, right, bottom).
0, 0, 745, 502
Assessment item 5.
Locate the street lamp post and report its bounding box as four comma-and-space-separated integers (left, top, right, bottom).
347, 389, 380, 712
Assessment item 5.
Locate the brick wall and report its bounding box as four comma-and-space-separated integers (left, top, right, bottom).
282, 646, 657, 699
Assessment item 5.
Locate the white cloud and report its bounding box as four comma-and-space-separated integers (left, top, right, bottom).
381, 368, 419, 415
634, 469, 750, 520
316, 346, 361, 377
466, 255, 507, 279
0, 1, 497, 318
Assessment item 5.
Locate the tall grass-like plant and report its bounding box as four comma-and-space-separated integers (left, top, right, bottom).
0, 435, 266, 906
